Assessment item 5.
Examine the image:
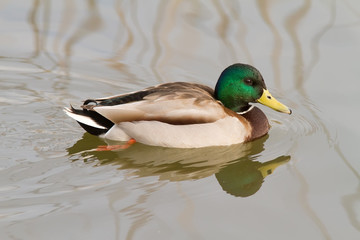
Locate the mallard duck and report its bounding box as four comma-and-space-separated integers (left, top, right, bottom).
64, 63, 291, 148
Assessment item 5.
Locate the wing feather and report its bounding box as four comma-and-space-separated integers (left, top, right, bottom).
89, 82, 227, 125
93, 98, 227, 124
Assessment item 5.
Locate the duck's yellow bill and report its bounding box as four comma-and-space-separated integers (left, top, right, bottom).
257, 89, 292, 114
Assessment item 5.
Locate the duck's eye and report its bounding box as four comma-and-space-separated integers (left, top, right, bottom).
244, 79, 253, 86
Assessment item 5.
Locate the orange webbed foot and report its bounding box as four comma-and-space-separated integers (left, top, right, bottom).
96, 138, 136, 151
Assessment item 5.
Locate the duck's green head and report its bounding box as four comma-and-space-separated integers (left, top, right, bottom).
214, 63, 291, 114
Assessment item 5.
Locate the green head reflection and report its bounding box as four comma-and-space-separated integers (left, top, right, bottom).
215, 156, 290, 197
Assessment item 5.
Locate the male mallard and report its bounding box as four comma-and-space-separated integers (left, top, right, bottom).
64, 63, 291, 148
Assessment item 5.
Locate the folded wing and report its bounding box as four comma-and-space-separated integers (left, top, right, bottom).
65, 82, 229, 135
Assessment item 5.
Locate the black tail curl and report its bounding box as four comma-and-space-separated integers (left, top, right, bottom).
70, 105, 114, 136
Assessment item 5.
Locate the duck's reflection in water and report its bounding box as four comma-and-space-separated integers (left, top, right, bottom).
68, 133, 290, 197
216, 155, 289, 197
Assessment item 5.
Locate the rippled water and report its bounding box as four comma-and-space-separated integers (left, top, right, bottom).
1, 0, 360, 239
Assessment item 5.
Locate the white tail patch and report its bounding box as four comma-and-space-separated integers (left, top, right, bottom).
63, 107, 106, 129
103, 125, 131, 141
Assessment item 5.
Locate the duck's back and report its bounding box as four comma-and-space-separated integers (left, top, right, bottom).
83, 82, 227, 125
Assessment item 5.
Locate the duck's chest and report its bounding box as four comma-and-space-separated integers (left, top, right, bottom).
240, 106, 270, 140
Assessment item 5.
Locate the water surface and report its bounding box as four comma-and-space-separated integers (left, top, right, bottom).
0, 1, 360, 239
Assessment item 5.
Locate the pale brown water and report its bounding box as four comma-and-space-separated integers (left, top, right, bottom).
0, 1, 359, 239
